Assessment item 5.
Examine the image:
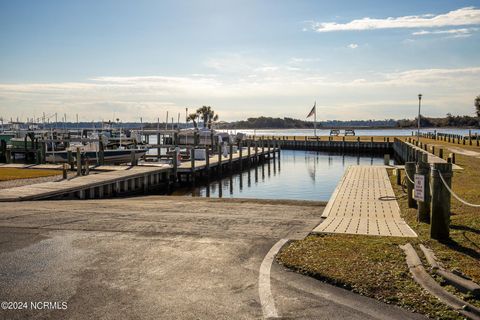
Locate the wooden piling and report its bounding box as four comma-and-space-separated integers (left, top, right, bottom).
217, 144, 222, 176
405, 162, 416, 208
229, 144, 233, 171
416, 154, 431, 223
76, 147, 82, 176
430, 163, 452, 240
190, 148, 195, 185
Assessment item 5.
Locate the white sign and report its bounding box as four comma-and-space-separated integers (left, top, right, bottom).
414, 174, 425, 202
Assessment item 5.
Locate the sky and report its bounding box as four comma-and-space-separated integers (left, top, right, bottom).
1, 0, 480, 123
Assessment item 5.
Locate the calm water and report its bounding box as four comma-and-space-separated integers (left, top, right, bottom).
178, 150, 391, 201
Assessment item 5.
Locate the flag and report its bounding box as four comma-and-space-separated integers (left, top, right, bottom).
307, 102, 316, 118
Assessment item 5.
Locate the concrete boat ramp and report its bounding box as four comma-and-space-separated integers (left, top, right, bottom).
313, 165, 417, 237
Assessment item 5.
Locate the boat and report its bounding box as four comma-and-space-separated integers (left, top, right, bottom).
46, 148, 147, 164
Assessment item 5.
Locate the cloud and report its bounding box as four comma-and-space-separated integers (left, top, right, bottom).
348, 43, 358, 49
412, 27, 478, 38
310, 7, 480, 32
1, 65, 479, 121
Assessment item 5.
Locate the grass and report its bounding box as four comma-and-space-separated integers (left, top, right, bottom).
277, 234, 459, 319
277, 137, 480, 319
0, 168, 61, 181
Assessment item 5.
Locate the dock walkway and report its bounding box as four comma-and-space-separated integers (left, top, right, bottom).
313, 165, 417, 237
0, 165, 171, 201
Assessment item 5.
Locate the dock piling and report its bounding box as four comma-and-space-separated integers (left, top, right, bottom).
416, 154, 431, 223
431, 163, 452, 240
405, 162, 417, 208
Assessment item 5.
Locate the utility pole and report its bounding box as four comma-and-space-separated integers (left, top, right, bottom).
417, 94, 422, 141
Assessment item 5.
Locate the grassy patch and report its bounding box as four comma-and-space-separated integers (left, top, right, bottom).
277, 234, 459, 319
0, 168, 61, 181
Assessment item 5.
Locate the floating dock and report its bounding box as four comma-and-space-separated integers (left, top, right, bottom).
313, 165, 417, 237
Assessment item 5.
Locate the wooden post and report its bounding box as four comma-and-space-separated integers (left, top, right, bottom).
40, 142, 46, 164
247, 141, 251, 166
85, 158, 90, 175
130, 150, 136, 166
76, 147, 82, 176
172, 147, 178, 183
67, 150, 73, 170
229, 143, 233, 171
190, 148, 195, 185
205, 147, 210, 177
469, 130, 472, 146
416, 154, 430, 223
396, 168, 402, 185
405, 162, 416, 208
98, 139, 105, 165
217, 144, 222, 176
439, 148, 443, 159
62, 163, 68, 179
157, 133, 161, 160
430, 163, 452, 240
239, 145, 243, 171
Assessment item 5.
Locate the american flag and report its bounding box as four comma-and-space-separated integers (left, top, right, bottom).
307, 102, 316, 118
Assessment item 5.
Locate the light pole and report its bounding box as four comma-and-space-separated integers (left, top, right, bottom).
417, 94, 422, 140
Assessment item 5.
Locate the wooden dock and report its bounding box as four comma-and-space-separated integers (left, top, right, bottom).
0, 146, 278, 201
313, 166, 417, 237
0, 165, 171, 201
393, 138, 462, 170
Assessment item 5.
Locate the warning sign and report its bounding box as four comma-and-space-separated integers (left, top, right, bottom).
414, 174, 425, 202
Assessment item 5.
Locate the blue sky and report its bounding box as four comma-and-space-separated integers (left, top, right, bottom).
1, 0, 480, 122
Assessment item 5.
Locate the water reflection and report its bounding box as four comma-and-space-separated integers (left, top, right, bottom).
183, 150, 391, 201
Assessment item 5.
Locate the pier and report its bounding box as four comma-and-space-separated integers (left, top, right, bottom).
313, 165, 417, 237
0, 145, 278, 201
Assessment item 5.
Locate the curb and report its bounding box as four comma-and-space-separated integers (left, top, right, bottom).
420, 244, 480, 297
400, 243, 480, 320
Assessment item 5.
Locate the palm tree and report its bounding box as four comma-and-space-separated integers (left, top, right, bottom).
195, 106, 219, 129
475, 95, 480, 118
187, 113, 198, 129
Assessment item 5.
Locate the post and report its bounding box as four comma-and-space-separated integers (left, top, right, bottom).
190, 148, 195, 185
172, 147, 178, 183
217, 144, 222, 176
383, 154, 390, 165
205, 147, 210, 177
239, 145, 243, 171
247, 141, 251, 166
98, 139, 105, 165
396, 168, 402, 185
67, 150, 73, 170
430, 163, 452, 240
130, 150, 136, 166
229, 143, 233, 171
439, 148, 443, 159
405, 162, 416, 208
62, 163, 68, 180
416, 154, 430, 223
76, 147, 82, 176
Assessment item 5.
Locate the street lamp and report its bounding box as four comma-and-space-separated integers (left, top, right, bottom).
417, 94, 422, 139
